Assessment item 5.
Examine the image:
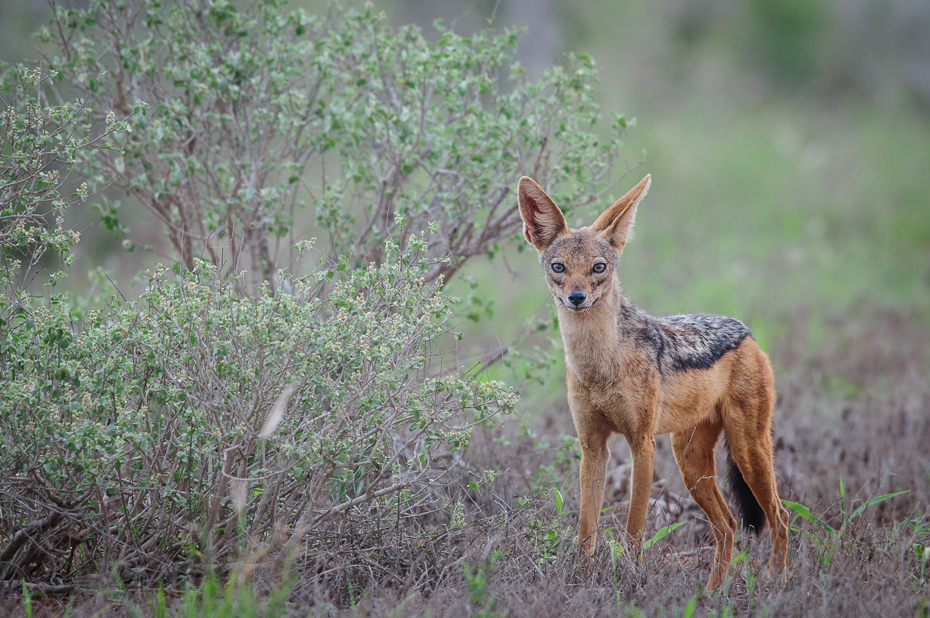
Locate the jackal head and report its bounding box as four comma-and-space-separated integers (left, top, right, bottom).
518, 175, 651, 313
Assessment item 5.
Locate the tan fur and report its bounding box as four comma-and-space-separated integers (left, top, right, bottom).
518, 175, 788, 589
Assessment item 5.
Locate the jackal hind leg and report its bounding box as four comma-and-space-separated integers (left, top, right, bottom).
671, 421, 737, 591
721, 395, 788, 582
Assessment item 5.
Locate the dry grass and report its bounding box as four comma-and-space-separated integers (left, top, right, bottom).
2, 308, 928, 617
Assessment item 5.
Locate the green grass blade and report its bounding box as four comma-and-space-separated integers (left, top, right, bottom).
782, 500, 838, 534
152, 585, 167, 618
839, 477, 845, 527
850, 491, 910, 519
23, 582, 31, 618
643, 522, 686, 549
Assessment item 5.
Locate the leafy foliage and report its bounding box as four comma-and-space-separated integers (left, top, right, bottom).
0, 66, 127, 291
0, 0, 635, 593
0, 237, 516, 584
783, 482, 910, 536
39, 0, 630, 290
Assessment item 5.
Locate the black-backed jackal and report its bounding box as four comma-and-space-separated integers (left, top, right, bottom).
518, 174, 788, 589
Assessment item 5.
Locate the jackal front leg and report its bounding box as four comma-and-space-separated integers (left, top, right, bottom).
577, 429, 610, 556
626, 436, 656, 548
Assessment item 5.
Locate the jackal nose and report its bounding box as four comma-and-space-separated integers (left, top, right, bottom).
568, 291, 586, 306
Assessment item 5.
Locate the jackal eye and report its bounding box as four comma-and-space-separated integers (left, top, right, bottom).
592, 262, 607, 274
550, 262, 565, 273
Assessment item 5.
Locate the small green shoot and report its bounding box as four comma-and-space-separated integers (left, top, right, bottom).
849, 491, 910, 520
152, 584, 167, 618
23, 582, 32, 618
606, 526, 627, 562
643, 522, 686, 550
919, 544, 930, 584
839, 477, 845, 525
783, 486, 908, 535
783, 500, 836, 533
463, 551, 502, 618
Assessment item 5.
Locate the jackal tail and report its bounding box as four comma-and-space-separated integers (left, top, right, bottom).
724, 437, 767, 534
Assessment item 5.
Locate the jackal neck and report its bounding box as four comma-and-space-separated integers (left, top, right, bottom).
558, 281, 648, 383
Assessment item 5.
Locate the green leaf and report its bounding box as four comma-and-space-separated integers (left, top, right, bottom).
850, 491, 909, 520
783, 500, 837, 534
642, 522, 685, 549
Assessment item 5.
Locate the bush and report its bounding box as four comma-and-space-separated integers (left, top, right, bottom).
38, 0, 631, 291
2, 0, 632, 592
0, 66, 127, 292
0, 235, 516, 585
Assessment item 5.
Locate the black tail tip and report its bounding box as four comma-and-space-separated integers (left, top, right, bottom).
725, 440, 767, 534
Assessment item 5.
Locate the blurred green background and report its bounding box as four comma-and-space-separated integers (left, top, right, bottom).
3, 0, 929, 383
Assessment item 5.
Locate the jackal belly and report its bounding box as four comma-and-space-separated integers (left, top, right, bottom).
653, 362, 733, 435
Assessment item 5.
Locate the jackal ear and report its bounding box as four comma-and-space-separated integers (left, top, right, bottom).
518, 176, 567, 251
591, 174, 651, 251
